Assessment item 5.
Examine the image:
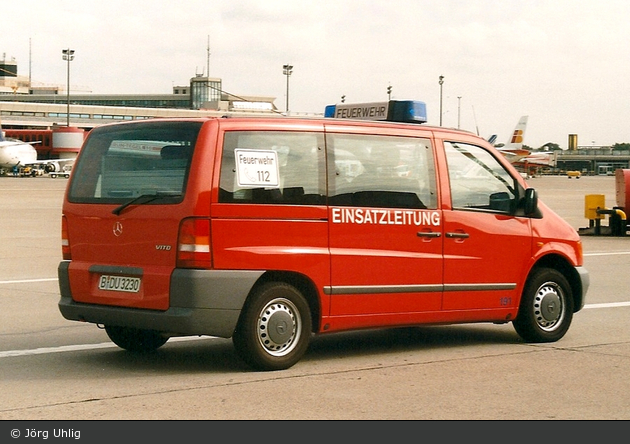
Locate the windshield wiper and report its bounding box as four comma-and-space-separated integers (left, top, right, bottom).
112, 191, 182, 215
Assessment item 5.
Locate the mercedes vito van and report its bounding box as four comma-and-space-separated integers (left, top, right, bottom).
58, 101, 589, 371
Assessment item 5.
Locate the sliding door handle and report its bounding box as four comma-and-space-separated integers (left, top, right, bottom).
417, 231, 441, 238
445, 232, 470, 239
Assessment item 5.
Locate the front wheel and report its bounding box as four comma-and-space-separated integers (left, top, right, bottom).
233, 282, 312, 371
513, 268, 574, 343
104, 325, 168, 352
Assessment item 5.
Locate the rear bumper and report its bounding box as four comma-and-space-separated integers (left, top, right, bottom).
58, 261, 264, 338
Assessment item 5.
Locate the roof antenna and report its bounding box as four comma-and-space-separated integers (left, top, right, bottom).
206, 35, 210, 77
472, 105, 480, 136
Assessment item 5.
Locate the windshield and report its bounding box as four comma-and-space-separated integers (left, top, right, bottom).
68, 121, 202, 204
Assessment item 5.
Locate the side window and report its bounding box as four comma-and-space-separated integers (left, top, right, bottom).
327, 134, 437, 209
219, 131, 325, 205
445, 141, 517, 212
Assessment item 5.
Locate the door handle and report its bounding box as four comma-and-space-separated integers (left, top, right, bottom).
417, 231, 441, 238
445, 232, 470, 239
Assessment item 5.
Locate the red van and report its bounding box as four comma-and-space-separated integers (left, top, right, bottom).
58, 102, 588, 371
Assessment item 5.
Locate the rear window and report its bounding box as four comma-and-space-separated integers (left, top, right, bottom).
68, 121, 202, 204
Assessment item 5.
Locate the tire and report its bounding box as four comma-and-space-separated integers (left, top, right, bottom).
233, 282, 312, 371
513, 267, 574, 343
104, 325, 168, 352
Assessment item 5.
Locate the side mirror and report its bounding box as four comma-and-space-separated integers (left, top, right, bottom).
489, 191, 512, 212
524, 188, 538, 215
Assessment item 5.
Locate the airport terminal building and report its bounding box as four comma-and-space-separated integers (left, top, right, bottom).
1, 55, 281, 130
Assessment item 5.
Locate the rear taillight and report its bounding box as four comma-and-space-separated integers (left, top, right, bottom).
177, 217, 212, 268
61, 215, 71, 260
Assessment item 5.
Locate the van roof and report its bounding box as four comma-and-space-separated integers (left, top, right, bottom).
89, 115, 479, 139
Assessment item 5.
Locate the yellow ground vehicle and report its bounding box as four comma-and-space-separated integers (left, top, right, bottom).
567, 170, 581, 179
20, 166, 43, 177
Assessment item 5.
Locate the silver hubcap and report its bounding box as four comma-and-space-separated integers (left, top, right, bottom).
257, 297, 301, 357
534, 282, 565, 331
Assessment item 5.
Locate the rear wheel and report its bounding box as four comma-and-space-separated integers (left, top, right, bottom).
513, 268, 574, 343
104, 325, 168, 352
233, 282, 312, 371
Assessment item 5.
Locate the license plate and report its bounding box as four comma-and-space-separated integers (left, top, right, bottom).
98, 275, 141, 293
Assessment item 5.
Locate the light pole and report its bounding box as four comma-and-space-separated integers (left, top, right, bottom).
457, 96, 462, 129
283, 64, 293, 114
62, 48, 75, 126
439, 75, 444, 126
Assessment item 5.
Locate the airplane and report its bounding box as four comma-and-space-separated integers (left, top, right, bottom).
520, 151, 555, 166
515, 150, 557, 179
0, 123, 39, 175
0, 122, 75, 176
487, 115, 555, 177
493, 115, 531, 163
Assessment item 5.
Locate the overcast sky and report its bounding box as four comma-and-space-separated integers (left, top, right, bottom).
3, 0, 629, 148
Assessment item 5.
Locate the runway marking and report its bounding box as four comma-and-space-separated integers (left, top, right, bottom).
584, 251, 630, 257
0, 278, 58, 285
0, 337, 211, 359
583, 301, 630, 309
0, 342, 116, 358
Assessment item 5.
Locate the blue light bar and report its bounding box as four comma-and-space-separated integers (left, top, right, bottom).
324, 100, 427, 124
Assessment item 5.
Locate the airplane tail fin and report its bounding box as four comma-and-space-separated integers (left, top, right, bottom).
496, 116, 530, 163
506, 115, 528, 149
487, 134, 497, 145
